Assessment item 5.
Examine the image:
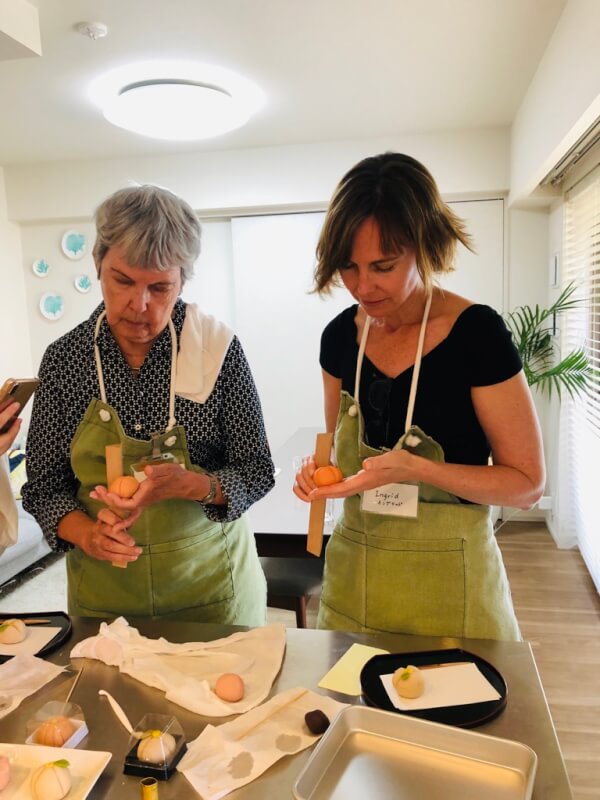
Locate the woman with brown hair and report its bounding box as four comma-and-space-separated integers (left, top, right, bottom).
294, 153, 544, 640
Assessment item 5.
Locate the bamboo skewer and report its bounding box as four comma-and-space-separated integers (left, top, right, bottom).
233, 689, 309, 741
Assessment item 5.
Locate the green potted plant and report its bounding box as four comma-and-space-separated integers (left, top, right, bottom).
503, 282, 593, 399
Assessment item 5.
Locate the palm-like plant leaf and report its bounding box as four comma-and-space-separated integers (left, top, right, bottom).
504, 283, 594, 399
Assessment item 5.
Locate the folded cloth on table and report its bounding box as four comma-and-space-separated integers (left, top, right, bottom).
177, 686, 348, 800
70, 617, 286, 716
0, 654, 65, 719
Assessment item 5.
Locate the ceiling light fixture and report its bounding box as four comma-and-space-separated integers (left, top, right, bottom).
88, 60, 265, 141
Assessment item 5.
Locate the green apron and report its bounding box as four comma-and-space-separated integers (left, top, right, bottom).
66, 312, 266, 625
317, 296, 520, 641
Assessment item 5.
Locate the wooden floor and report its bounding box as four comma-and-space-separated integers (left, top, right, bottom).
269, 520, 600, 799
497, 521, 600, 799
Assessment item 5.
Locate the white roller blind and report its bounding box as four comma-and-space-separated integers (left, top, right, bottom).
557, 164, 600, 588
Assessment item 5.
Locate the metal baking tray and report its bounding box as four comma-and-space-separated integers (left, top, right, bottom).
293, 705, 537, 800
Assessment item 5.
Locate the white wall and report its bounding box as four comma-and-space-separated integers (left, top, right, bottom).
510, 0, 600, 204
0, 167, 32, 380
4, 128, 510, 223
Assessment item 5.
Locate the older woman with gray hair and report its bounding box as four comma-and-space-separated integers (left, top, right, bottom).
22, 185, 274, 624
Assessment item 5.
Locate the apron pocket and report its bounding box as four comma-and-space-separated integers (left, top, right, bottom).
365, 536, 465, 635
150, 527, 235, 616
320, 526, 367, 628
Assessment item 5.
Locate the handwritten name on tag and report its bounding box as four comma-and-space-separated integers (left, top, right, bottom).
361, 483, 419, 517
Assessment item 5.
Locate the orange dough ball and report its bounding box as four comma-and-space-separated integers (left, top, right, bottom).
313, 465, 343, 487
108, 475, 140, 498
214, 672, 245, 702
33, 716, 76, 747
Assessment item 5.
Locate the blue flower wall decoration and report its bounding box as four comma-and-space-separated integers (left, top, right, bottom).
61, 230, 86, 260
40, 293, 65, 320
32, 259, 50, 277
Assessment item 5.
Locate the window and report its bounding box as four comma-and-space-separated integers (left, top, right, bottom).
557, 164, 600, 589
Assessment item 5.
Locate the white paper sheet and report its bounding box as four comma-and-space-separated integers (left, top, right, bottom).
381, 662, 501, 710
0, 626, 61, 658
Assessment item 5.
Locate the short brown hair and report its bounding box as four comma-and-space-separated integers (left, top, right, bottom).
314, 153, 473, 294
93, 184, 201, 284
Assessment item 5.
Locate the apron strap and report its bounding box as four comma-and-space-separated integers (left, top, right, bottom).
94, 312, 108, 404
404, 291, 432, 433
93, 310, 178, 431
166, 318, 177, 431
353, 291, 433, 434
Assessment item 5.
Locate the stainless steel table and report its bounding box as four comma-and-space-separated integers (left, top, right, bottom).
248, 427, 341, 557
2, 619, 572, 798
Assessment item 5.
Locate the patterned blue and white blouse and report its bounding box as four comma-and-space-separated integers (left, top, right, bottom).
22, 299, 275, 551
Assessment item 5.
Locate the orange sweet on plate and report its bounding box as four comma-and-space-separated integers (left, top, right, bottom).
108, 475, 140, 498
313, 465, 343, 487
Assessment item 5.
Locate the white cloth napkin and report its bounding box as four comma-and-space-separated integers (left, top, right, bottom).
0, 654, 64, 719
178, 686, 348, 800
175, 304, 234, 403
70, 617, 286, 716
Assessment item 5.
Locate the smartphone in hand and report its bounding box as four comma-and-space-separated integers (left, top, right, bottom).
0, 377, 40, 434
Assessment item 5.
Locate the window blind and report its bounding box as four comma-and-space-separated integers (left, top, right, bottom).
557, 164, 600, 589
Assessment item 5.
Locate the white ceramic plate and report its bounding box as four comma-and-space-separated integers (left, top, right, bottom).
32, 259, 50, 278
73, 274, 92, 293
0, 743, 111, 799
61, 231, 86, 260
39, 293, 64, 320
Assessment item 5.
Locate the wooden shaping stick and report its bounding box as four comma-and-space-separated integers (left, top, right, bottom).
105, 443, 128, 569
306, 432, 334, 557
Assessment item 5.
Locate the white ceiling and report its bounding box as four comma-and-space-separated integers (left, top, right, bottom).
0, 0, 566, 166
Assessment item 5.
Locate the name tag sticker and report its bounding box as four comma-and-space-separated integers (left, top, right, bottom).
361, 483, 419, 518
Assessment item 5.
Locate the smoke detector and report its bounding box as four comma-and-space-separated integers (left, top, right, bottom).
75, 22, 109, 41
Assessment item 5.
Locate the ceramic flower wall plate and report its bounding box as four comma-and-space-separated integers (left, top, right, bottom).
61, 230, 86, 260
74, 274, 92, 293
40, 293, 65, 320
32, 259, 50, 278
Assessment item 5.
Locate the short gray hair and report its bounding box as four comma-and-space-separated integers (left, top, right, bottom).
92, 184, 201, 284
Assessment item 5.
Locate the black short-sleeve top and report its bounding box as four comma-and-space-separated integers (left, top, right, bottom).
320, 303, 522, 466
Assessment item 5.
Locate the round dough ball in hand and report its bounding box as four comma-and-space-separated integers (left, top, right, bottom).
313, 465, 343, 487
108, 475, 140, 498
392, 665, 425, 698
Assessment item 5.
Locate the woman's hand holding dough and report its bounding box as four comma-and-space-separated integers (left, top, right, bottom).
91, 463, 193, 511
294, 455, 346, 502
83, 506, 142, 563
306, 449, 418, 500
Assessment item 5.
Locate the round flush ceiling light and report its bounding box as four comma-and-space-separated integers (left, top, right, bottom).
88, 60, 265, 141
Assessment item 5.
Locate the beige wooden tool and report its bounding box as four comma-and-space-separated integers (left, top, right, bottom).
306, 432, 334, 557
105, 443, 128, 568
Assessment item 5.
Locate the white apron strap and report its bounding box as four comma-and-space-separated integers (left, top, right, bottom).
353, 291, 433, 433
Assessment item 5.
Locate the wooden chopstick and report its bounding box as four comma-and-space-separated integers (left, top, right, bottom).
0, 618, 53, 625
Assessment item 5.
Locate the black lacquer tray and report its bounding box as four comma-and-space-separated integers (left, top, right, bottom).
0, 611, 72, 662
360, 647, 507, 728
